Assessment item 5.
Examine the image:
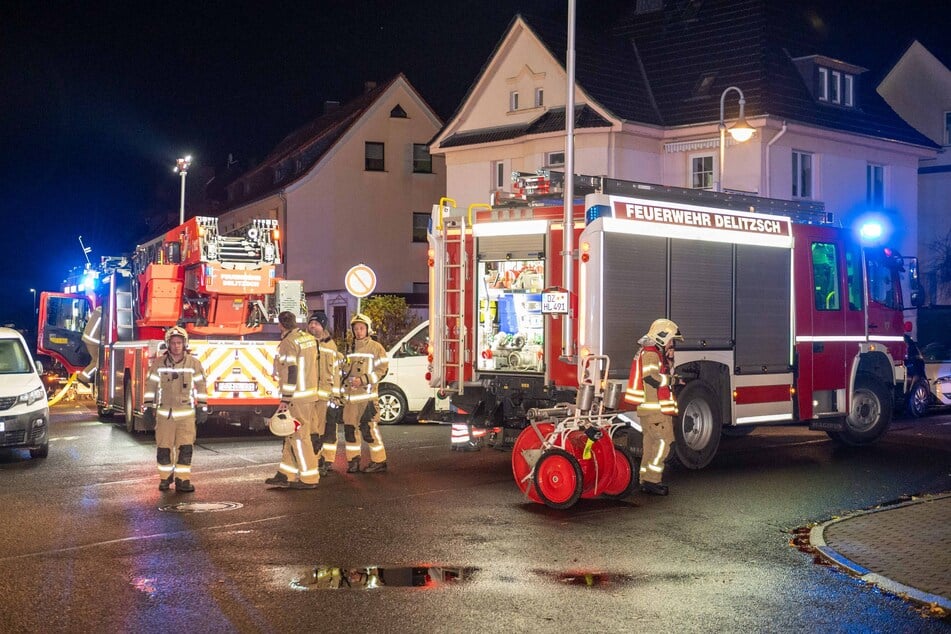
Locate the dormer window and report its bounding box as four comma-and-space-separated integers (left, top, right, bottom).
793, 54, 863, 109
510, 91, 519, 112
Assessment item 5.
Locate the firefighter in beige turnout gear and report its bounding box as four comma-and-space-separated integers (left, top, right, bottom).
266, 311, 321, 489
305, 311, 342, 476
624, 318, 682, 496
144, 326, 209, 492
342, 313, 389, 473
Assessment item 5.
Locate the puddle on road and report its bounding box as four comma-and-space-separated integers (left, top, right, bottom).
291, 566, 479, 590
533, 569, 637, 588
158, 501, 244, 513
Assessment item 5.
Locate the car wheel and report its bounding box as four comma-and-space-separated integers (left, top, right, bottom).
906, 377, 931, 418
673, 381, 722, 470
30, 443, 49, 459
377, 384, 408, 425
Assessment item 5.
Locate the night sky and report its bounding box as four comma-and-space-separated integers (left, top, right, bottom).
1, 0, 947, 340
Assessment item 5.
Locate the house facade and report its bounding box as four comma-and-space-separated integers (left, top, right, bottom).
431, 2, 936, 272
878, 40, 951, 304
218, 75, 445, 335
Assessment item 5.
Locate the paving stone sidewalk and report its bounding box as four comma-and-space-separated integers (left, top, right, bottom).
811, 492, 951, 611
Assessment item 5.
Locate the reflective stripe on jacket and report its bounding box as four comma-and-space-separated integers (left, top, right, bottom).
624, 345, 677, 415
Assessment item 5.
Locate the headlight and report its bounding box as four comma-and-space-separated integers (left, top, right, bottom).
17, 387, 46, 407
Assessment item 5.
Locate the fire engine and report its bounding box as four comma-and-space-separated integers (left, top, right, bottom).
37, 216, 305, 432
423, 172, 924, 469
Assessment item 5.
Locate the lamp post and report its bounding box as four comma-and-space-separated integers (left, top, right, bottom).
29, 288, 36, 317
174, 155, 192, 224
717, 86, 755, 192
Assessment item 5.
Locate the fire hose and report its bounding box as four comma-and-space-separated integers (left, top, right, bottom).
47, 373, 80, 407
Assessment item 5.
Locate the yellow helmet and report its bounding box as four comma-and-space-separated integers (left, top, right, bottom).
644, 319, 683, 347
164, 325, 189, 347
350, 312, 375, 336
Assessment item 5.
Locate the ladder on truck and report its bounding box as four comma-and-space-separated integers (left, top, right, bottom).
431, 200, 484, 396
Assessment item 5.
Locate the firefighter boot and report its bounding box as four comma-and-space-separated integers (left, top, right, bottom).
158, 475, 173, 491
346, 458, 361, 473
288, 480, 318, 490
265, 472, 289, 487
318, 456, 332, 476
175, 478, 195, 493
363, 461, 387, 473
640, 481, 669, 496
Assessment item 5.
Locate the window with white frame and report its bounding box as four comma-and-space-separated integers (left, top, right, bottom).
412, 144, 432, 173
817, 66, 854, 106
546, 150, 564, 167
534, 88, 544, 108
792, 151, 813, 199
365, 142, 385, 171
830, 70, 841, 104
843, 74, 854, 106
690, 154, 714, 189
866, 164, 885, 207
493, 161, 506, 189
509, 91, 519, 111
818, 67, 829, 101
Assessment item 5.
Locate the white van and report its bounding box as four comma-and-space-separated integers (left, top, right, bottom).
377, 321, 447, 424
0, 327, 50, 458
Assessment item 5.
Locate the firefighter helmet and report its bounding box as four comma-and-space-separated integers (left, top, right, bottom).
350, 312, 375, 336
164, 326, 189, 347
268, 410, 300, 437
643, 319, 683, 347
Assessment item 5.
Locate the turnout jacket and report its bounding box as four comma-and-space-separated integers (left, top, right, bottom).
144, 352, 208, 419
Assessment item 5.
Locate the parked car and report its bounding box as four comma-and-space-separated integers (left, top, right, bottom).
377, 321, 445, 424
922, 342, 951, 409
0, 327, 50, 458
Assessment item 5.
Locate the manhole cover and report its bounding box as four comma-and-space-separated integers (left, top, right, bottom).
158, 501, 244, 513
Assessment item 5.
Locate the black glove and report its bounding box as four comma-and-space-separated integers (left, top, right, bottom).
143, 406, 156, 426
196, 406, 209, 425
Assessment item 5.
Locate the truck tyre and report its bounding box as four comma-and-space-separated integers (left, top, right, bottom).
830, 373, 892, 446
533, 448, 583, 509
906, 377, 931, 419
96, 404, 113, 420
123, 376, 136, 433
377, 384, 408, 425
673, 382, 722, 470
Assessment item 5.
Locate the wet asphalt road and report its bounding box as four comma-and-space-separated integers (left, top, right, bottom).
0, 403, 949, 632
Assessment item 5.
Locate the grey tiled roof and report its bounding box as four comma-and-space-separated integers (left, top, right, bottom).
437, 1, 936, 151
440, 105, 610, 148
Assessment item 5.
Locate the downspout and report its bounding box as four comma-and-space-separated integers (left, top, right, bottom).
764, 121, 787, 198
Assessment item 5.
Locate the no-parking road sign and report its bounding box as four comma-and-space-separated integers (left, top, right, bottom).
345, 264, 377, 298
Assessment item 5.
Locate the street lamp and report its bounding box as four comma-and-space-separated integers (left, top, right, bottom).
173, 155, 192, 225
717, 86, 755, 192
29, 288, 37, 317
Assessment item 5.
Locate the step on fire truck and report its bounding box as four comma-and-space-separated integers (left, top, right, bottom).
423, 171, 924, 470
38, 216, 305, 432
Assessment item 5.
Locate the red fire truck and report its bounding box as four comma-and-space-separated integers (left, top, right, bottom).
38, 216, 305, 432
423, 172, 923, 469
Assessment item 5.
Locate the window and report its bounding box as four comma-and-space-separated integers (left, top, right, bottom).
493, 161, 506, 189
394, 327, 429, 358
866, 164, 884, 207
945, 112, 951, 146
412, 212, 429, 243
792, 151, 813, 199
690, 155, 714, 189
390, 105, 407, 118
830, 70, 841, 104
867, 253, 899, 309
846, 247, 864, 311
811, 242, 840, 311
534, 88, 544, 107
365, 142, 384, 171
843, 74, 854, 107
818, 67, 828, 101
413, 144, 432, 173
509, 91, 519, 111
546, 151, 564, 167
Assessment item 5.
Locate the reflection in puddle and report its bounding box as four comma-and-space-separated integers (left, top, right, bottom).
534, 570, 636, 588
291, 566, 479, 590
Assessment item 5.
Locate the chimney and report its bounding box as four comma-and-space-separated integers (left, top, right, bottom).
364, 81, 377, 94
323, 100, 340, 114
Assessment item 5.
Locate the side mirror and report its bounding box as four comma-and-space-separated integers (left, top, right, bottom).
35, 359, 44, 374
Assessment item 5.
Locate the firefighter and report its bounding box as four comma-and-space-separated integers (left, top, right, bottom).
143, 326, 209, 492
624, 318, 682, 496
264, 311, 321, 489
341, 312, 389, 473
305, 310, 342, 476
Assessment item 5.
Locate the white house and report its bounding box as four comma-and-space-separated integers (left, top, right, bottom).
218, 75, 445, 336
